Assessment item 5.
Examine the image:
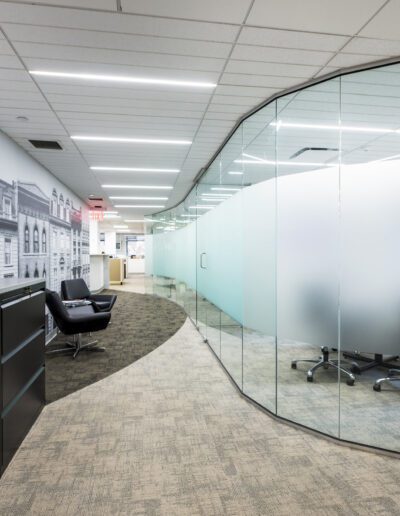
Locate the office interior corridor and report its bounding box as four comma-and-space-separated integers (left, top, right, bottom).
1, 312, 400, 515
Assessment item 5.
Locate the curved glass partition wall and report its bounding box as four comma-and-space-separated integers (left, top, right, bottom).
149, 62, 400, 454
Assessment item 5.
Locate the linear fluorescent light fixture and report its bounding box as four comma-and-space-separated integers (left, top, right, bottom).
109, 196, 168, 200
114, 225, 128, 229
272, 121, 396, 134
72, 136, 191, 145
92, 166, 179, 173
235, 159, 336, 167
228, 171, 243, 175
103, 214, 120, 219
29, 70, 216, 89
103, 211, 118, 214
114, 204, 165, 208
102, 185, 173, 190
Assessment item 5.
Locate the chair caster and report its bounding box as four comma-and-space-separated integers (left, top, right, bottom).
350, 362, 361, 375
346, 378, 355, 386
373, 383, 381, 392
307, 375, 314, 382
291, 361, 297, 369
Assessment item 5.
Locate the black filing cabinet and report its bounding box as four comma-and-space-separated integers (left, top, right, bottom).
0, 279, 45, 475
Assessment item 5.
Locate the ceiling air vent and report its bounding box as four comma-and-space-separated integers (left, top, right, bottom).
29, 139, 62, 150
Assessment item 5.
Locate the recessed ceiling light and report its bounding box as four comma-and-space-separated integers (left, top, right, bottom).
109, 196, 168, 200
29, 70, 216, 89
114, 205, 165, 208
102, 185, 173, 190
71, 136, 191, 145
92, 166, 179, 173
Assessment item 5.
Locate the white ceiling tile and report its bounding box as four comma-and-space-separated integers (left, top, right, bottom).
0, 4, 239, 42
120, 0, 252, 24
220, 73, 304, 89
14, 42, 226, 72
0, 54, 24, 68
342, 37, 400, 56
3, 24, 232, 59
225, 60, 320, 78
231, 44, 333, 66
238, 26, 349, 52
328, 52, 382, 68
247, 0, 386, 35
6, 0, 117, 9
0, 69, 31, 81
215, 84, 278, 97
39, 83, 212, 104
360, 1, 400, 40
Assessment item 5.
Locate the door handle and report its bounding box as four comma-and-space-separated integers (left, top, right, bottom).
200, 252, 207, 269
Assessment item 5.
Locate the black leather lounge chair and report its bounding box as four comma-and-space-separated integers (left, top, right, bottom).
61, 278, 117, 312
45, 289, 111, 358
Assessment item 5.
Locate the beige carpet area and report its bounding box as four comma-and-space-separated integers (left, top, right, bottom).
1, 319, 400, 515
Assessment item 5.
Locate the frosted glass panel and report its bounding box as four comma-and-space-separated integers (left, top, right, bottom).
276, 81, 341, 436
339, 65, 400, 452
149, 62, 400, 454
242, 103, 277, 412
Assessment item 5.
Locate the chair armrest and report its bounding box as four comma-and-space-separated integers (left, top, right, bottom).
67, 310, 111, 333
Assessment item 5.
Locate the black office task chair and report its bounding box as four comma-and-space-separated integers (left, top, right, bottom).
373, 369, 400, 391
45, 289, 111, 358
61, 278, 117, 312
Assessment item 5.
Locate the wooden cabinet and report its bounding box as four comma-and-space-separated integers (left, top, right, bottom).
0, 279, 45, 476
109, 258, 124, 285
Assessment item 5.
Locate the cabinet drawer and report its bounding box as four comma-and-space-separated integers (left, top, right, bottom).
2, 368, 44, 472
1, 291, 45, 355
2, 330, 45, 408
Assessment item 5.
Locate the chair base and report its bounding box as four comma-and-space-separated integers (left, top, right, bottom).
46, 334, 106, 359
291, 346, 355, 386
342, 352, 399, 374
373, 369, 400, 391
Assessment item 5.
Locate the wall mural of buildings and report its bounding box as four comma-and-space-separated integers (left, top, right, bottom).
0, 179, 90, 332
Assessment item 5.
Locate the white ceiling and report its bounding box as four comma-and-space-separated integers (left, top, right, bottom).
0, 0, 399, 233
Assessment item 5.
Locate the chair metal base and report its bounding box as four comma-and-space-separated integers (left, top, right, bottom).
291, 346, 355, 386
373, 369, 400, 392
342, 352, 399, 374
46, 334, 105, 359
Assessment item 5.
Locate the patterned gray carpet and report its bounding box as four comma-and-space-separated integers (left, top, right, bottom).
45, 290, 186, 403
1, 319, 400, 515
